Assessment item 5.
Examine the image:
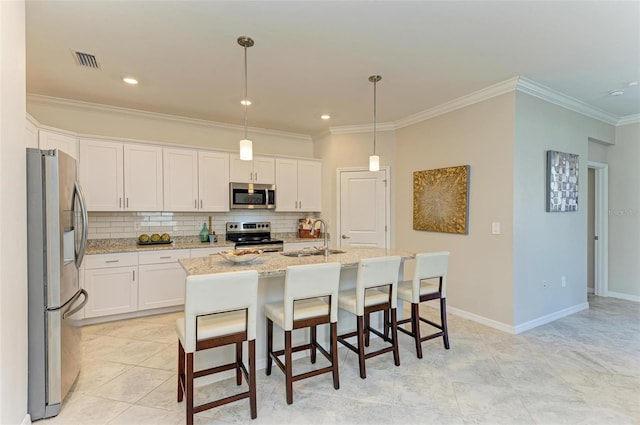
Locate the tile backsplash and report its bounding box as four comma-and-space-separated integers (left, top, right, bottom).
87, 211, 316, 240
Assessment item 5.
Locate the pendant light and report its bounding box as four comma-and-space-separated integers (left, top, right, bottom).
238, 36, 254, 161
368, 75, 381, 172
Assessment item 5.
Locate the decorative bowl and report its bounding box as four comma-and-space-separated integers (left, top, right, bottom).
218, 249, 263, 264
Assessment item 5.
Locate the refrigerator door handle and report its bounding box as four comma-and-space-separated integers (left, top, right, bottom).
62, 289, 88, 319
74, 181, 89, 268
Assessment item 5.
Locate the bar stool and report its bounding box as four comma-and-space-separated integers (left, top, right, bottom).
337, 256, 401, 379
264, 262, 341, 404
396, 252, 450, 358
176, 270, 259, 424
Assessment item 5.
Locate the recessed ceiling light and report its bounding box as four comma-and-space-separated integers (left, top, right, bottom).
610, 90, 624, 96
628, 81, 638, 87
321, 114, 331, 120
123, 77, 138, 85
240, 99, 252, 106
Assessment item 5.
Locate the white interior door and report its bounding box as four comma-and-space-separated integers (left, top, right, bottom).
339, 169, 388, 248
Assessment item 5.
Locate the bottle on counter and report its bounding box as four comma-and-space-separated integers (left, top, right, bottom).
199, 223, 209, 242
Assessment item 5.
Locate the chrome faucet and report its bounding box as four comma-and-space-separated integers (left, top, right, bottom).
311, 219, 329, 256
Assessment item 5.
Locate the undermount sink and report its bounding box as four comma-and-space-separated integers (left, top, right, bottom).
281, 249, 346, 258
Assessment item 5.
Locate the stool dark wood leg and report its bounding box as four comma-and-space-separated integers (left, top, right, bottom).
285, 330, 294, 404
441, 298, 450, 349
357, 315, 366, 379
412, 303, 423, 359
236, 342, 243, 385
266, 318, 273, 375
384, 309, 390, 339
186, 352, 194, 425
248, 340, 257, 419
177, 341, 185, 402
364, 313, 370, 347
310, 325, 317, 364
330, 322, 340, 390
390, 308, 400, 367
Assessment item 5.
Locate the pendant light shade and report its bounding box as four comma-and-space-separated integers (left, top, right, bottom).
368, 75, 381, 172
238, 36, 254, 161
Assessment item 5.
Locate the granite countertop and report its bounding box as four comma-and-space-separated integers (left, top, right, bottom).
85, 233, 328, 255
178, 248, 415, 278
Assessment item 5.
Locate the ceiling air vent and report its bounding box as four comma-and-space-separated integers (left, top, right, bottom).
73, 51, 100, 69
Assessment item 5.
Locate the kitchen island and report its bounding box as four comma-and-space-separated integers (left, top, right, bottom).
178, 247, 414, 377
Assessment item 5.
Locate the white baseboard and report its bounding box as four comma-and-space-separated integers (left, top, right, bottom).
421, 300, 590, 335
513, 302, 589, 334
607, 291, 640, 303
21, 414, 31, 425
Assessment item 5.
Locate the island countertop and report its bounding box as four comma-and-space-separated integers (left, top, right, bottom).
178, 247, 415, 277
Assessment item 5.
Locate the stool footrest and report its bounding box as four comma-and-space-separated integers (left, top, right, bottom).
194, 391, 250, 414
419, 316, 443, 330
292, 366, 335, 382
194, 362, 236, 379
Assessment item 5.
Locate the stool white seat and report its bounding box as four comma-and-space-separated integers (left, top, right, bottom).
176, 270, 259, 424
264, 262, 341, 404
396, 252, 450, 358
337, 256, 402, 379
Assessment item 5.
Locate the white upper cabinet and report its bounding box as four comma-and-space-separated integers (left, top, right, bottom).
163, 148, 198, 211
229, 154, 275, 184
275, 158, 321, 212
79, 139, 163, 211
39, 130, 78, 159
163, 148, 229, 212
198, 151, 230, 211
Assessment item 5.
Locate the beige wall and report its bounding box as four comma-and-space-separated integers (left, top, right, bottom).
0, 1, 29, 423
27, 97, 315, 158
512, 92, 615, 325
314, 130, 396, 245
394, 93, 516, 326
609, 123, 640, 298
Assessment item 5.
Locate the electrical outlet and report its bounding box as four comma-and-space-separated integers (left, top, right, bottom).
491, 222, 501, 235
561, 276, 566, 288
134, 222, 141, 231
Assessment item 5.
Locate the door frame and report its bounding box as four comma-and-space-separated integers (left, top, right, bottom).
336, 166, 391, 249
588, 161, 608, 297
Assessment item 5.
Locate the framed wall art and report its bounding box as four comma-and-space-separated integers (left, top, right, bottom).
546, 150, 579, 212
413, 165, 470, 234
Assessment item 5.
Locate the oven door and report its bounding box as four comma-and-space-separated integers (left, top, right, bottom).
230, 183, 276, 209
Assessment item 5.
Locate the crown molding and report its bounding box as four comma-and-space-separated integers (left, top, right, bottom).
394, 77, 520, 129
328, 122, 396, 135
617, 114, 640, 126
26, 94, 312, 142
515, 77, 619, 126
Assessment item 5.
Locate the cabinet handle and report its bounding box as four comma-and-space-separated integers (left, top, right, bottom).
126, 198, 129, 208
132, 270, 135, 281
105, 260, 119, 263
249, 172, 253, 181
119, 198, 122, 208
200, 200, 203, 208
160, 256, 171, 259
195, 200, 197, 208
299, 200, 302, 209
255, 172, 258, 181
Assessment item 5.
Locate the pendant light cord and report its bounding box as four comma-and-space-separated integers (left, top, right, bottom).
243, 44, 248, 140
373, 78, 377, 155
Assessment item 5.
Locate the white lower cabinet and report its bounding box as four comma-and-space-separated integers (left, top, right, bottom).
138, 249, 190, 311
83, 253, 138, 318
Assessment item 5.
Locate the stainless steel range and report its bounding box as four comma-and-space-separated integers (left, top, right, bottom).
226, 222, 284, 252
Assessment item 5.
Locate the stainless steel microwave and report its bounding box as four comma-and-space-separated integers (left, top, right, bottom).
230, 183, 276, 209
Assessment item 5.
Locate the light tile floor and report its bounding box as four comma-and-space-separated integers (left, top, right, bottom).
41, 296, 639, 424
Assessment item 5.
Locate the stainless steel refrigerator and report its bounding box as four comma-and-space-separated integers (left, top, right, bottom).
27, 148, 89, 421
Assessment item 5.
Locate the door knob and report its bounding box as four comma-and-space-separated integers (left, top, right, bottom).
341, 235, 350, 239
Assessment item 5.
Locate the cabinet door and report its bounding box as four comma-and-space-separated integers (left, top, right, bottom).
297, 160, 322, 212
199, 151, 229, 212
163, 148, 198, 211
253, 156, 275, 184
229, 154, 253, 183
124, 144, 163, 211
84, 266, 137, 318
275, 158, 299, 212
138, 263, 186, 310
79, 139, 124, 211
39, 130, 78, 159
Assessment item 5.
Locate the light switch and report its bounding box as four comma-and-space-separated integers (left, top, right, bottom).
491, 222, 501, 235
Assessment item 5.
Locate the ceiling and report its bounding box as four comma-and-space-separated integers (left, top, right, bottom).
26, 1, 640, 136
